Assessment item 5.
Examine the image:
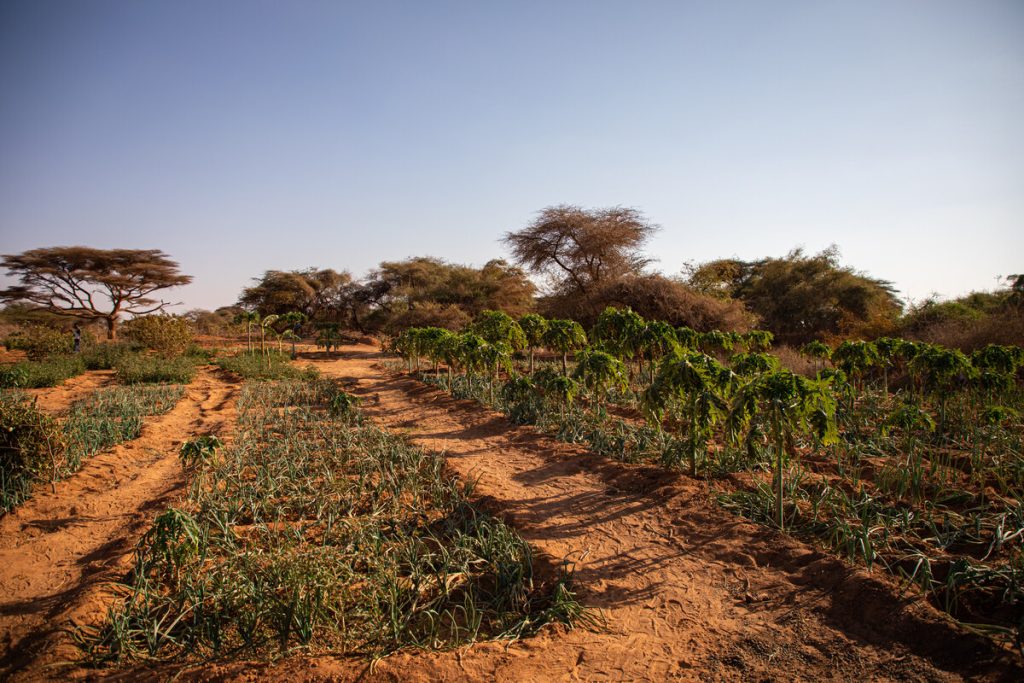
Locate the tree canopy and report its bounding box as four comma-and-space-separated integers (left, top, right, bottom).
0, 246, 191, 339
503, 205, 657, 296
685, 247, 901, 344
238, 268, 353, 319
359, 257, 535, 332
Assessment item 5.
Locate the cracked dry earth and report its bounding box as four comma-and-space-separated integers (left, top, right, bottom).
171, 345, 1022, 682
0, 368, 239, 681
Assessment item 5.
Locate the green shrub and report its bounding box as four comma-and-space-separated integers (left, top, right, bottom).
179, 435, 223, 468
0, 355, 86, 388
0, 393, 67, 512
184, 344, 217, 362
215, 351, 318, 381
4, 324, 75, 359
115, 355, 197, 384
123, 316, 194, 357
81, 343, 137, 370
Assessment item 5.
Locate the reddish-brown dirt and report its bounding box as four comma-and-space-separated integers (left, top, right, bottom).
4, 345, 1021, 681
23, 370, 115, 414
0, 367, 239, 681
149, 345, 1020, 682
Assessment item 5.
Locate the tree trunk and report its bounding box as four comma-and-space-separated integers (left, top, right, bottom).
562, 352, 568, 376
529, 348, 535, 374
106, 316, 118, 340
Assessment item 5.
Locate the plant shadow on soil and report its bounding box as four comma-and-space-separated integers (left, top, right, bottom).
323, 348, 1024, 680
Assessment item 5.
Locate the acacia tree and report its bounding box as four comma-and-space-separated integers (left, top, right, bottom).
1, 247, 192, 340
504, 205, 658, 297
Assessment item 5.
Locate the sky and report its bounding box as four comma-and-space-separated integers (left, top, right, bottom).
0, 0, 1022, 312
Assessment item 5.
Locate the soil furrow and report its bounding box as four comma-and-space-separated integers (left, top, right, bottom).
24, 370, 115, 415
283, 345, 1018, 682
0, 367, 239, 681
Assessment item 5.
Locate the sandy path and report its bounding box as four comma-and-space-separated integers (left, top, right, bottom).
0, 367, 239, 681
272, 345, 1016, 682
24, 370, 115, 414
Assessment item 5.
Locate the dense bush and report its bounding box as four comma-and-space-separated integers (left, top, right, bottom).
3, 324, 77, 359
0, 394, 66, 512
215, 351, 319, 381
115, 355, 197, 384
123, 316, 194, 357
80, 343, 137, 370
184, 344, 218, 362
0, 355, 86, 388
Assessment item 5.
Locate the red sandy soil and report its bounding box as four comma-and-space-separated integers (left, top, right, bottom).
0, 367, 239, 681
145, 345, 1021, 682
23, 370, 116, 414
3, 345, 1021, 681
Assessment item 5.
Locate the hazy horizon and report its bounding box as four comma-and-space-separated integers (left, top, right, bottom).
1, 0, 1022, 312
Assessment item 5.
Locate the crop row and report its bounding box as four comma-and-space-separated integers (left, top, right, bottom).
77, 378, 593, 664
1, 384, 185, 512
386, 307, 1023, 648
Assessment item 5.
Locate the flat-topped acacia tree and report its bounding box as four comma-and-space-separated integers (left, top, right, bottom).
0, 247, 191, 340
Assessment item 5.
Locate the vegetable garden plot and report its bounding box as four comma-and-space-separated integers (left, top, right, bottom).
79, 379, 590, 665
1, 384, 185, 513
389, 315, 1024, 650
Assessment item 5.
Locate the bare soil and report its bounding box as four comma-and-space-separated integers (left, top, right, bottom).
0, 367, 240, 681
24, 370, 116, 414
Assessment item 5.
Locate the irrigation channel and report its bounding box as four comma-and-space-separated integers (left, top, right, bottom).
0, 368, 239, 680
190, 343, 1017, 682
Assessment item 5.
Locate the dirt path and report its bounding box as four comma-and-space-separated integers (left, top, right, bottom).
24, 370, 115, 414
0, 367, 240, 681
227, 345, 1016, 682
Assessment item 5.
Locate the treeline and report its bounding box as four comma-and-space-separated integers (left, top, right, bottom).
1, 207, 1019, 350
227, 206, 1022, 350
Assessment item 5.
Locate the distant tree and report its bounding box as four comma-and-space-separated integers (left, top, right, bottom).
0, 247, 192, 340
360, 256, 535, 332
542, 273, 755, 331
238, 268, 352, 320
504, 205, 658, 296
684, 247, 900, 345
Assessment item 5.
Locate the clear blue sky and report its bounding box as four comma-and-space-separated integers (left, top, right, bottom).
1, 0, 1021, 311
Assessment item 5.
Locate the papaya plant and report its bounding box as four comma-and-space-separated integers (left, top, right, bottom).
572, 349, 628, 411
518, 313, 549, 374
729, 352, 780, 377
832, 340, 879, 391
643, 350, 729, 476
742, 330, 774, 353
727, 370, 838, 529
910, 344, 975, 434
542, 319, 588, 376
800, 340, 832, 374
591, 307, 645, 378
472, 311, 527, 352
637, 321, 679, 385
